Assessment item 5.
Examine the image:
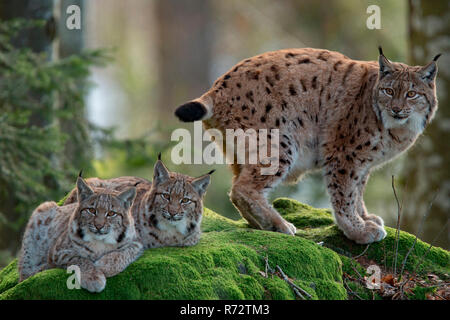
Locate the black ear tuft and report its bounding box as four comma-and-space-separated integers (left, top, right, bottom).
378, 46, 384, 56
433, 53, 442, 62
158, 152, 161, 161
78, 169, 83, 178
207, 169, 216, 175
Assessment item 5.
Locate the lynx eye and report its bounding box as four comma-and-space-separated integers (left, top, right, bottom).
181, 197, 191, 204
84, 208, 96, 215
161, 193, 170, 200
406, 91, 417, 98
383, 88, 394, 96
106, 211, 117, 217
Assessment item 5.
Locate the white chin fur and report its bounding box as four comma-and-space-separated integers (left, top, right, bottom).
84, 231, 117, 244
381, 111, 424, 134
158, 217, 188, 235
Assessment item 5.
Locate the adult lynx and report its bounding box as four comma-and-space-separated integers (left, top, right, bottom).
19, 176, 141, 292
175, 47, 440, 244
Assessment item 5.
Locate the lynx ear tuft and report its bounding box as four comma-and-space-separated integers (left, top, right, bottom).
158, 152, 161, 161
78, 169, 83, 178
433, 53, 442, 62
378, 46, 384, 56
207, 169, 216, 175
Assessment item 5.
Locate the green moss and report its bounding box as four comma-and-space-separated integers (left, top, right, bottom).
273, 198, 335, 229
1, 197, 447, 300
0, 259, 19, 295
274, 197, 450, 279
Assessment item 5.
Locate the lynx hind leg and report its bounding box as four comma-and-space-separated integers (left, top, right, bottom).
230, 164, 296, 235
19, 201, 58, 282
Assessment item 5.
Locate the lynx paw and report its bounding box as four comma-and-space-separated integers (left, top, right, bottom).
352, 221, 387, 244
81, 270, 106, 293
273, 219, 297, 236
362, 213, 384, 227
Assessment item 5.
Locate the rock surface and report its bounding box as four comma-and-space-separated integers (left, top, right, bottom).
0, 198, 448, 300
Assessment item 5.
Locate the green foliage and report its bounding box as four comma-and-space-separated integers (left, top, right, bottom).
0, 19, 110, 265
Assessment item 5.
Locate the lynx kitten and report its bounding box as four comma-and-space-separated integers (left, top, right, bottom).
19, 176, 142, 292
175, 47, 440, 244
64, 156, 213, 248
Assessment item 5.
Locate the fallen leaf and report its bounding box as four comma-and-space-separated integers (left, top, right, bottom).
381, 274, 396, 286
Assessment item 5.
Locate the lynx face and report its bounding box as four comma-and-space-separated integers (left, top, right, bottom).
71, 177, 137, 245
149, 160, 211, 233
375, 55, 438, 133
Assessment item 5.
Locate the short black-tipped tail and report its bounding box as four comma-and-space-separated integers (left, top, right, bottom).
174, 95, 214, 122
175, 102, 206, 122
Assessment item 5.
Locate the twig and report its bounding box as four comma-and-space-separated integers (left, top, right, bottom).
264, 255, 274, 276
343, 277, 363, 300
264, 256, 268, 278
322, 242, 353, 258
391, 175, 403, 278
353, 244, 370, 259
276, 265, 313, 300
399, 191, 439, 279
348, 261, 365, 283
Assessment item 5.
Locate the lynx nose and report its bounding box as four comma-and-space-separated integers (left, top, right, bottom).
94, 221, 105, 231
392, 106, 401, 114
169, 211, 178, 217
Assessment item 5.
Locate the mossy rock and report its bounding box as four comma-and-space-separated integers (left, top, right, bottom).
272, 198, 449, 278
0, 198, 448, 300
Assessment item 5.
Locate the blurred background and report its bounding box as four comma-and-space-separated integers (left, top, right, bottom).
0, 0, 448, 268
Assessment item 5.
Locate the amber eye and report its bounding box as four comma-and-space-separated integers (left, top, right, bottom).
384, 88, 394, 96
161, 193, 170, 200
84, 208, 96, 215
406, 91, 417, 98
107, 211, 117, 217
181, 197, 191, 204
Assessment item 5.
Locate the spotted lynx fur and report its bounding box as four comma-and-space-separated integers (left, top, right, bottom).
19, 176, 141, 292
64, 156, 213, 249
175, 47, 440, 244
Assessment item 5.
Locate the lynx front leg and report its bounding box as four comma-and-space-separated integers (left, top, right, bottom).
49, 244, 106, 293
326, 169, 386, 244
356, 173, 384, 227
94, 241, 143, 278
230, 165, 296, 235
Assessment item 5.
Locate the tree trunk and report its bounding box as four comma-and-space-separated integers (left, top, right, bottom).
403, 0, 449, 249
57, 0, 90, 171
155, 0, 213, 127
